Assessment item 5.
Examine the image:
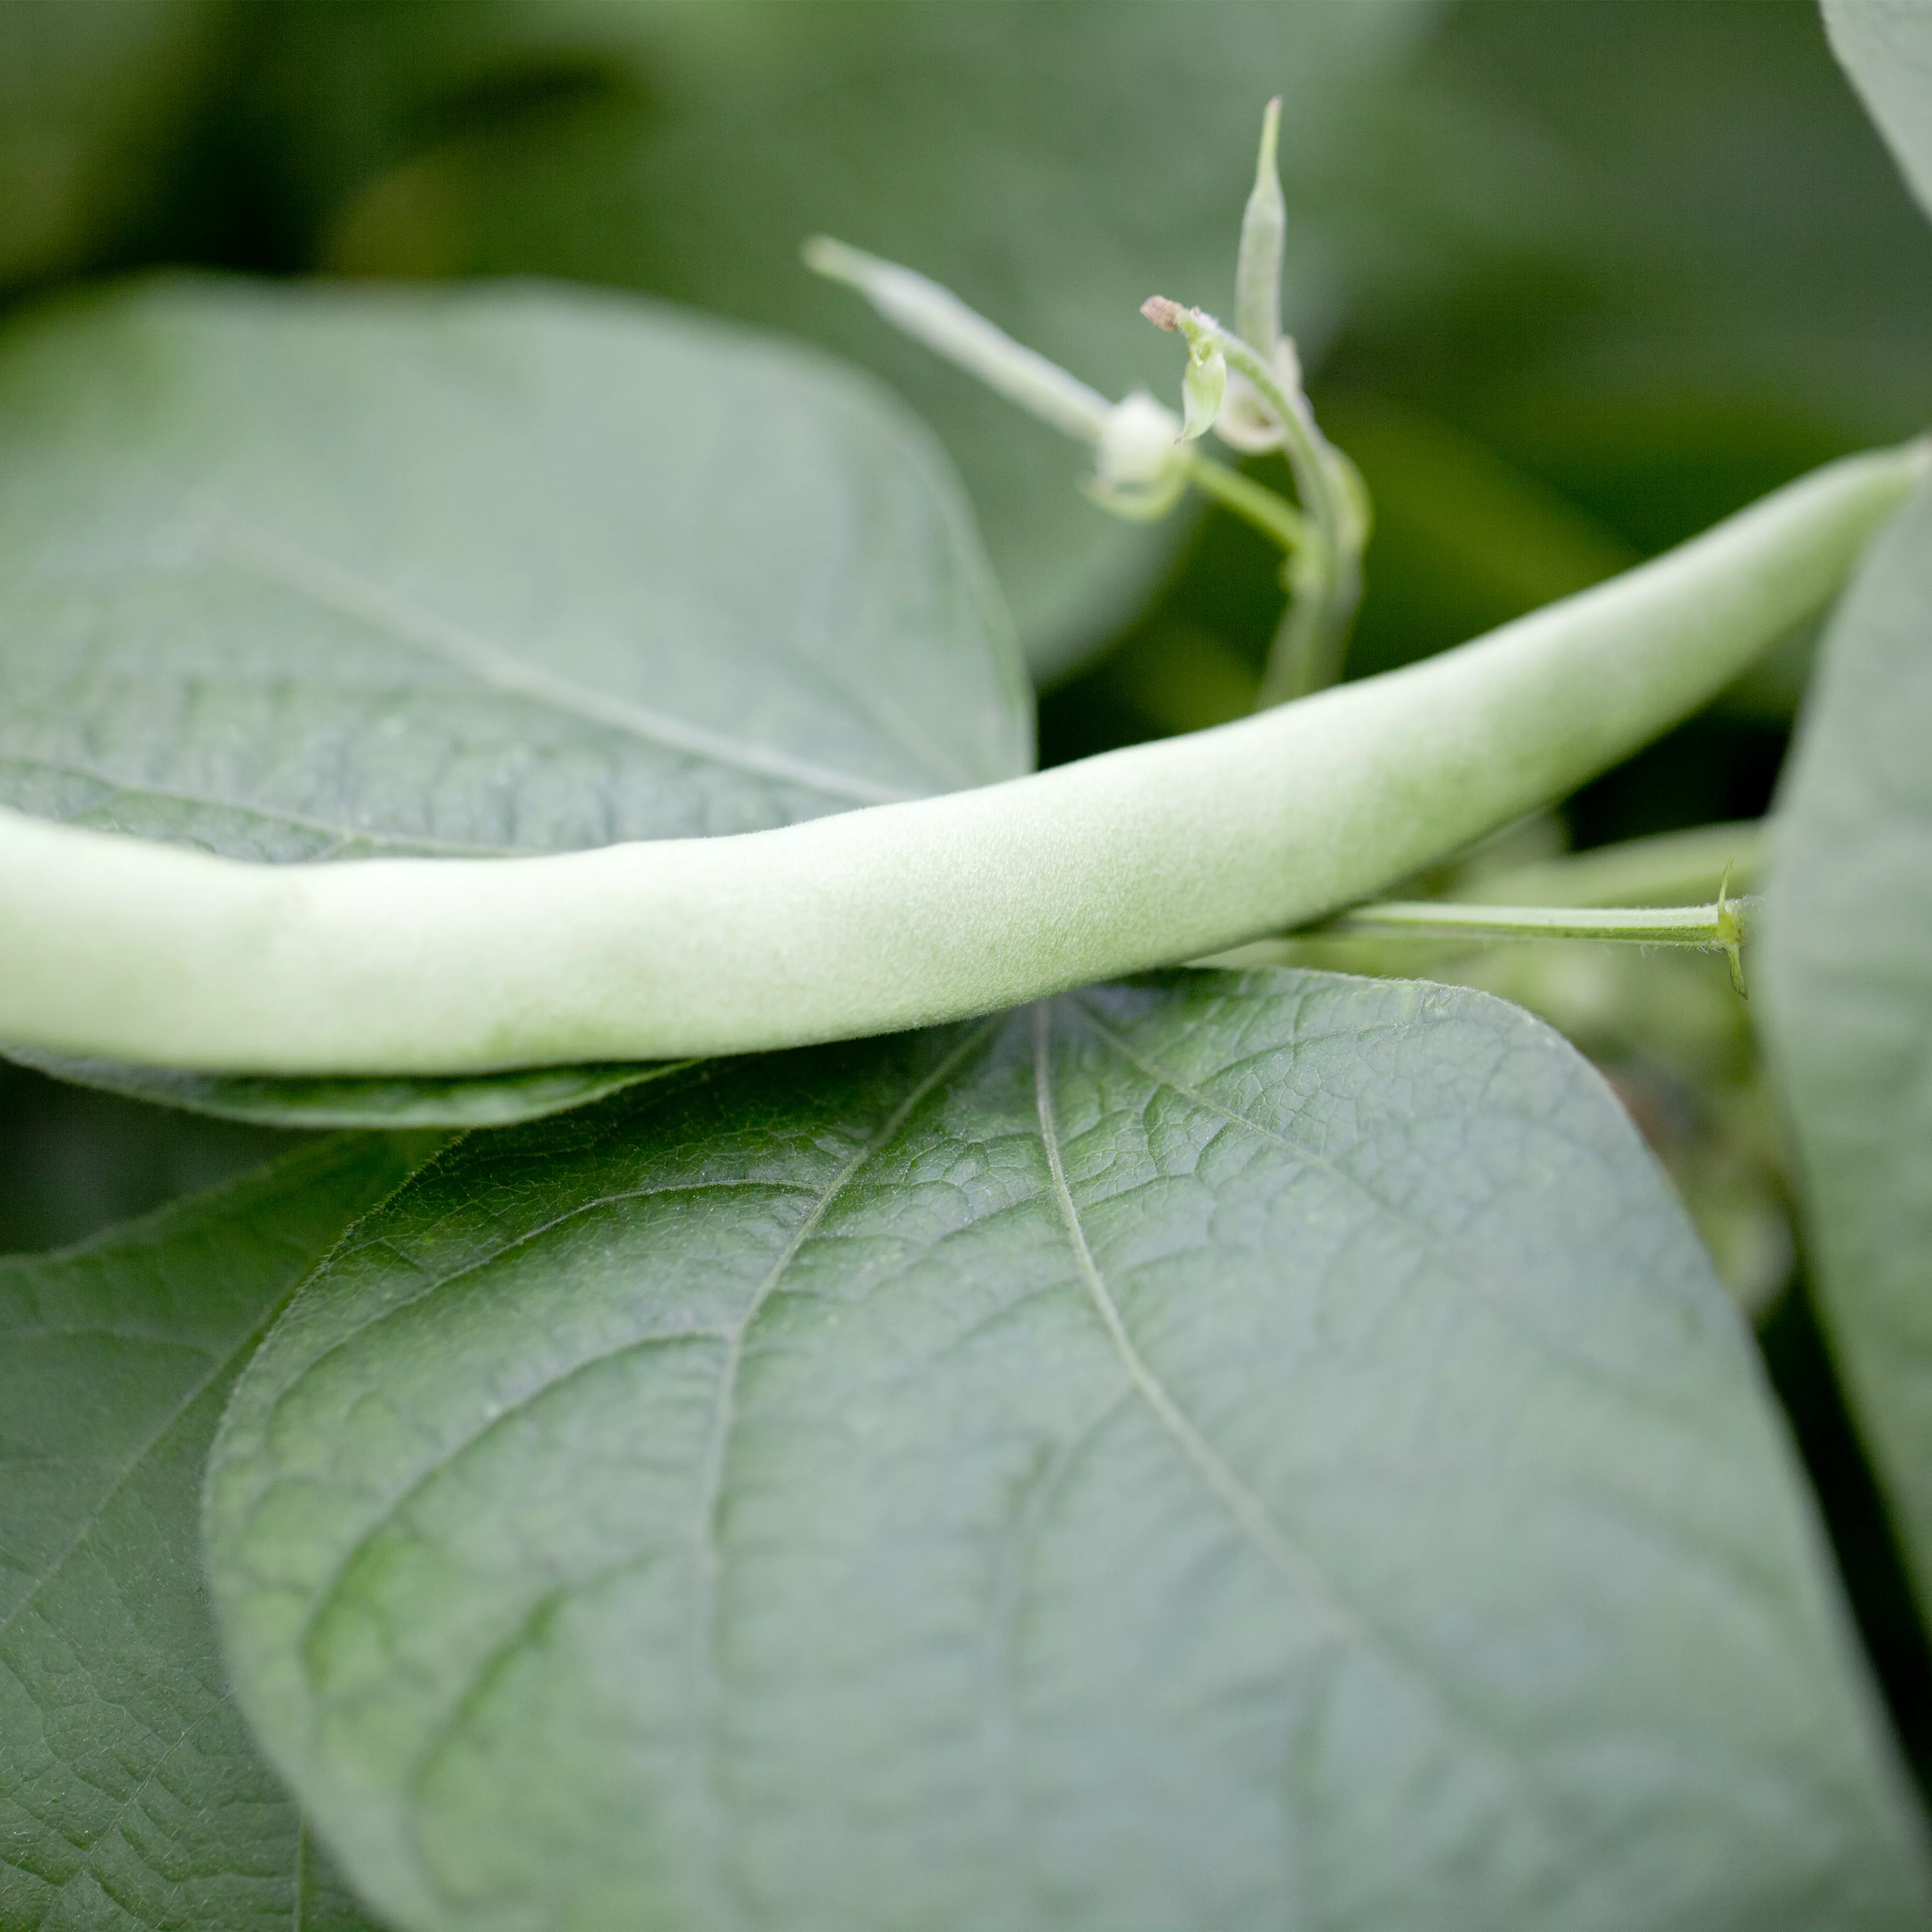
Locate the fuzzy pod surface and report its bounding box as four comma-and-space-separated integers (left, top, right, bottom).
0, 444, 1923, 1074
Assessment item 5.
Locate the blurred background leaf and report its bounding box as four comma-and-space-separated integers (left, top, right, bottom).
1049, 0, 1932, 749
276, 0, 1491, 680
1823, 0, 1932, 238
0, 0, 225, 291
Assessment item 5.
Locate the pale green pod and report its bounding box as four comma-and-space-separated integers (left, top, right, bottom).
1234, 95, 1287, 356
1221, 95, 1294, 455
0, 443, 1921, 1075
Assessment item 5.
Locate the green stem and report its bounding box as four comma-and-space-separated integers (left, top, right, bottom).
1178, 319, 1364, 705
806, 241, 1321, 581
804, 236, 1111, 441
0, 445, 1917, 1073
1178, 451, 1308, 554
1321, 898, 1753, 947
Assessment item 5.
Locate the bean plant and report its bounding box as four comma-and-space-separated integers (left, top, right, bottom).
3, 3, 1932, 1931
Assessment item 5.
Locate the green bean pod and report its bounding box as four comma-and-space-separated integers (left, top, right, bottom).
0, 442, 1922, 1074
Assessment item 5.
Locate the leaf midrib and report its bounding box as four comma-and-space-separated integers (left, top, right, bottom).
677, 1020, 1002, 1930
1034, 997, 1543, 1820
212, 518, 919, 810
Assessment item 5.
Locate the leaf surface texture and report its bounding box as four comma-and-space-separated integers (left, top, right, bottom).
207, 971, 1929, 1932
0, 1136, 427, 1931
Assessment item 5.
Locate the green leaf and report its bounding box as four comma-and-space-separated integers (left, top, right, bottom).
313, 1, 1451, 680
0, 1135, 432, 1932
1761, 476, 1932, 1616
1825, 0, 1932, 222
207, 970, 1929, 1932
0, 275, 1025, 1123
2, 1050, 695, 1134
0, 276, 1027, 862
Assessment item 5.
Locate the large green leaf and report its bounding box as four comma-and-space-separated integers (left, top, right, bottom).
1761, 477, 1932, 1613
311, 0, 1457, 678
0, 275, 1025, 1123
0, 277, 1026, 857
0, 1135, 433, 1932
207, 970, 1929, 1932
1825, 0, 1932, 221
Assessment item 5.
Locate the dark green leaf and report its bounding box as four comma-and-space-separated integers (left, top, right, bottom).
1372, 0, 1932, 561
1825, 0, 1932, 221
313, 1, 1453, 679
1761, 476, 1932, 1618
208, 971, 1928, 1932
0, 1135, 432, 1932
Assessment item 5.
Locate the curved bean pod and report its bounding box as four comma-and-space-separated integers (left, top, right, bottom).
1, 442, 1923, 1073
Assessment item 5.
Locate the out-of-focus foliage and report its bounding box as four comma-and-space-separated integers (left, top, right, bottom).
18, 0, 1926, 693
275, 0, 1496, 678
1052, 0, 1932, 746
0, 0, 222, 290
1363, 0, 1932, 537
0, 1060, 296, 1255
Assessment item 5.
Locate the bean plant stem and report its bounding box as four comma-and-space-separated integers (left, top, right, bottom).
1321, 898, 1751, 947
1178, 450, 1308, 554
0, 444, 1919, 1075
1201, 327, 1362, 691
1319, 893, 1754, 995
1157, 311, 1365, 706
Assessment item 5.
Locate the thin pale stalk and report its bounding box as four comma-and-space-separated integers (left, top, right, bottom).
804, 237, 1110, 442
1322, 898, 1753, 947
1179, 450, 1308, 553
1194, 325, 1363, 704
1234, 97, 1286, 356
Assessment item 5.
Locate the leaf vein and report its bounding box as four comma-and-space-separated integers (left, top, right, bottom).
0, 753, 522, 855
210, 518, 915, 810
1033, 999, 1541, 1812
